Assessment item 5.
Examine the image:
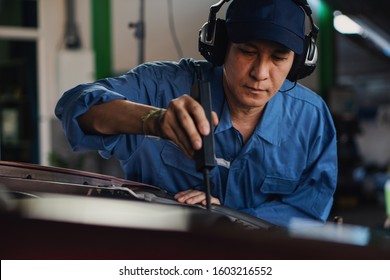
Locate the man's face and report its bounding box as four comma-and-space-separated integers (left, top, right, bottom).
223, 40, 294, 112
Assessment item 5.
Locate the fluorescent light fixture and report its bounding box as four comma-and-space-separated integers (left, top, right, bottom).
333, 11, 363, 35
333, 11, 390, 58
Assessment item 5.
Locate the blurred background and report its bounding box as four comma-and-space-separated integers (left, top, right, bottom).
0, 0, 389, 228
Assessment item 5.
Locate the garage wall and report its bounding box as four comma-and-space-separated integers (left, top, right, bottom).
112, 0, 226, 73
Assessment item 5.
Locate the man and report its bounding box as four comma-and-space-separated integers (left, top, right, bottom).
55, 0, 337, 227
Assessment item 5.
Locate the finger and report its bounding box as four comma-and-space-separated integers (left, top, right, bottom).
170, 123, 195, 158
184, 193, 206, 205
175, 108, 202, 151
175, 190, 204, 204
201, 196, 221, 206
174, 189, 201, 202
167, 97, 203, 151
211, 111, 219, 127
175, 103, 204, 150
187, 101, 210, 137
174, 189, 194, 200
160, 105, 195, 158
160, 122, 192, 158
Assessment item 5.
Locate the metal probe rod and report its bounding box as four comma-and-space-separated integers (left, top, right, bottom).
203, 168, 212, 210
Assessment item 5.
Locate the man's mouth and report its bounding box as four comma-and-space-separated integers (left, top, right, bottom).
245, 85, 266, 94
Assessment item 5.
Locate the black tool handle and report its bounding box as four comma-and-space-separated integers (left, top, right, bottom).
191, 67, 216, 171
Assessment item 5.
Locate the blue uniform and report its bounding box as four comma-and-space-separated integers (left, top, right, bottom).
55, 58, 338, 227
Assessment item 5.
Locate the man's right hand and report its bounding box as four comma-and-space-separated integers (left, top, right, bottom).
155, 95, 218, 159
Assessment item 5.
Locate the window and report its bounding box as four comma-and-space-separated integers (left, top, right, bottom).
0, 0, 37, 28
0, 0, 38, 163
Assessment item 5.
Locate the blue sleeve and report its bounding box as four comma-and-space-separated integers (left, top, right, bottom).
55, 83, 127, 154
54, 59, 197, 159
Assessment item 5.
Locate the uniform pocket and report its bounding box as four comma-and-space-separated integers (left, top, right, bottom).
160, 142, 203, 180
260, 176, 298, 195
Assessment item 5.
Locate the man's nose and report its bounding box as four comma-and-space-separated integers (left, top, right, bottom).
250, 58, 268, 81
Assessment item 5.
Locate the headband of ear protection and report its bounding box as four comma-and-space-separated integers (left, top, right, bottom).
198, 0, 319, 82
198, 0, 230, 67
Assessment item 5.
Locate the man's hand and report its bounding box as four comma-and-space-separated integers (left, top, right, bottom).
174, 189, 221, 206
158, 95, 218, 158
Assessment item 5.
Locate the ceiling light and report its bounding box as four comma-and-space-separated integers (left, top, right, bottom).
333, 11, 363, 35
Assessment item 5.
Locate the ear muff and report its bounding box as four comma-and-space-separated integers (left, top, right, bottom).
287, 33, 318, 81
198, 0, 230, 66
288, 0, 319, 81
199, 18, 228, 66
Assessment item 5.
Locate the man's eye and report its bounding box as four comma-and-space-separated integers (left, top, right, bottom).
272, 55, 288, 61
240, 48, 256, 55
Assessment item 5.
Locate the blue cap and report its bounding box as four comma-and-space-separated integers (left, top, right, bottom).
226, 0, 306, 54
